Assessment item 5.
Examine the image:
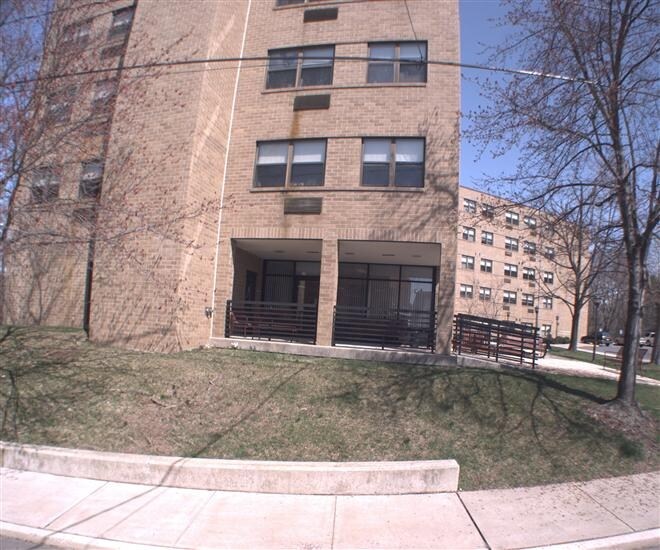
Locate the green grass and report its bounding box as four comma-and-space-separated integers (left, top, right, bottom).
1, 325, 658, 490
550, 347, 660, 381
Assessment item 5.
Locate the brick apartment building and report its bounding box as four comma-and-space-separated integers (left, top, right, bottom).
4, 0, 460, 354
455, 186, 589, 339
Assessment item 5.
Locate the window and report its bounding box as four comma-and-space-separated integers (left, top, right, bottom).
266, 46, 334, 89
46, 85, 76, 124
463, 198, 476, 213
482, 204, 494, 218
481, 231, 493, 245
460, 284, 473, 299
523, 241, 537, 254
362, 138, 424, 187
505, 236, 519, 252
522, 293, 534, 306
479, 287, 491, 301
31, 167, 59, 203
461, 255, 474, 270
543, 271, 554, 284
504, 263, 518, 277
79, 160, 104, 199
503, 291, 517, 304
542, 324, 552, 336
524, 215, 537, 228
91, 80, 117, 114
505, 211, 519, 225
367, 42, 427, 83
480, 258, 492, 273
522, 267, 536, 281
61, 19, 91, 49
544, 246, 555, 258
109, 6, 134, 39
543, 296, 553, 309
462, 226, 475, 241
255, 140, 326, 187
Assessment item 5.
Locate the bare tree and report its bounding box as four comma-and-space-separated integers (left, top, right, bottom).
469, 0, 659, 408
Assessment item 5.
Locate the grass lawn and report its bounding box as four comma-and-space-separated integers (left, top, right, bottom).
1, 326, 658, 490
549, 347, 660, 381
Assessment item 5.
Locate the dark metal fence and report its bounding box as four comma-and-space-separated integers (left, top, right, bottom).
225, 300, 318, 344
333, 306, 436, 351
452, 313, 546, 367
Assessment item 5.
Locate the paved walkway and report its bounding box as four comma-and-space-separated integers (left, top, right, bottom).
536, 354, 660, 386
1, 467, 658, 549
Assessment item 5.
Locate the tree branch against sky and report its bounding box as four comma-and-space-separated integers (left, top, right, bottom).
468, 0, 659, 407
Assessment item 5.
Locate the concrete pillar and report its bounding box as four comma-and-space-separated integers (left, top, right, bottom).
316, 237, 338, 346
211, 236, 235, 338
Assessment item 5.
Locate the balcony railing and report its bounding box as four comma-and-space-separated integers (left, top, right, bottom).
225, 300, 318, 344
452, 313, 547, 367
333, 306, 437, 351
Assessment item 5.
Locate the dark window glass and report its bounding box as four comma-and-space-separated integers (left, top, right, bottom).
368, 42, 427, 84
267, 46, 334, 89
256, 165, 286, 187
109, 7, 133, 38
295, 262, 320, 276
79, 160, 103, 199
255, 142, 287, 187
401, 266, 433, 282
399, 42, 427, 82
367, 43, 395, 83
394, 138, 424, 187
276, 0, 305, 5
362, 164, 389, 186
300, 46, 333, 86
337, 278, 367, 307
290, 140, 325, 186
394, 164, 423, 187
370, 264, 399, 280
339, 263, 368, 278
265, 260, 294, 275
266, 49, 297, 89
31, 168, 59, 203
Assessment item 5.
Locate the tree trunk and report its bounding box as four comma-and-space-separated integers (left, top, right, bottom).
615, 254, 644, 405
569, 305, 581, 351
652, 301, 660, 365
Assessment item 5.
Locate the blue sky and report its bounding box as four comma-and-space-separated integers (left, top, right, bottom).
459, 0, 520, 192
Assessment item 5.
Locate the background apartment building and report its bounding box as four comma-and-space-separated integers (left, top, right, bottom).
5, 0, 460, 354
455, 186, 589, 339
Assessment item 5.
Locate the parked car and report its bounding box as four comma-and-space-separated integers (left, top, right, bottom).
640, 332, 655, 347
581, 331, 612, 345
614, 335, 625, 345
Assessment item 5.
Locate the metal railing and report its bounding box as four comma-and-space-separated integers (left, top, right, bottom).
225, 300, 318, 344
452, 313, 547, 367
333, 306, 437, 351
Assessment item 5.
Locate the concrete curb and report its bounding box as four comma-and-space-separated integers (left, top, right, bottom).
526, 528, 660, 549
0, 442, 459, 495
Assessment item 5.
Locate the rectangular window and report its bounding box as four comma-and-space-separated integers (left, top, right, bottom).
522, 267, 536, 281
463, 198, 476, 213
79, 160, 104, 199
505, 236, 519, 252
542, 324, 552, 336
522, 293, 534, 306
482, 204, 494, 218
362, 138, 424, 187
46, 85, 76, 124
544, 246, 555, 258
505, 211, 519, 225
543, 296, 553, 309
62, 19, 91, 49
109, 6, 134, 39
524, 241, 537, 254
543, 272, 554, 284
479, 287, 491, 301
367, 42, 427, 83
31, 167, 59, 203
91, 79, 117, 114
462, 226, 475, 241
480, 258, 492, 273
524, 215, 537, 228
503, 291, 517, 305
460, 284, 473, 299
255, 140, 326, 187
461, 255, 474, 270
504, 263, 518, 277
481, 231, 493, 245
267, 45, 334, 89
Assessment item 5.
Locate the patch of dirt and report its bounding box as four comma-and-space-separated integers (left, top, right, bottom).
586, 400, 659, 452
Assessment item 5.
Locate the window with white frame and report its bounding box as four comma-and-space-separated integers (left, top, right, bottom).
460, 284, 474, 299
504, 263, 518, 277
367, 42, 427, 83
543, 271, 554, 284
463, 198, 477, 213
480, 258, 492, 273
255, 140, 326, 187
523, 241, 537, 254
479, 287, 491, 301
481, 230, 493, 245
505, 236, 519, 252
543, 296, 553, 309
462, 226, 475, 241
362, 138, 424, 187
503, 291, 517, 304
524, 215, 537, 228
522, 293, 534, 306
505, 211, 519, 225
522, 267, 536, 280
542, 324, 552, 335
461, 255, 474, 270
267, 45, 334, 89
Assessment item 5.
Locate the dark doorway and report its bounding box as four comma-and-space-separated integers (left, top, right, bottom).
245, 270, 257, 301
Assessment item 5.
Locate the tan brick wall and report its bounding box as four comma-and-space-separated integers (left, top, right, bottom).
455, 187, 590, 339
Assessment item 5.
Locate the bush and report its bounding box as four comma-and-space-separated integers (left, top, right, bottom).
554, 336, 570, 344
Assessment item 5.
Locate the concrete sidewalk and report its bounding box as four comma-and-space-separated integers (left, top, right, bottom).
536, 354, 660, 386
2, 467, 658, 549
